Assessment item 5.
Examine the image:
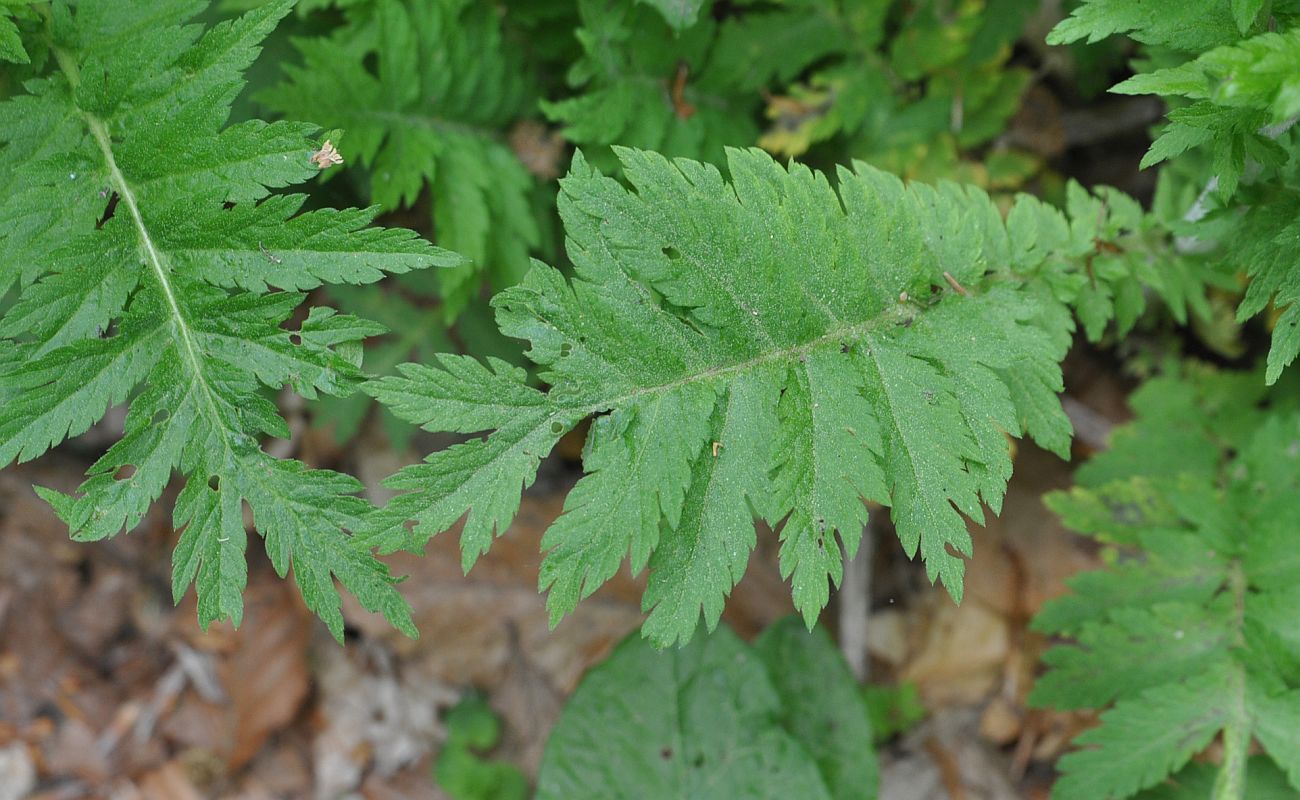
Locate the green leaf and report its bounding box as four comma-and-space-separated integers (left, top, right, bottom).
1135, 758, 1297, 799
543, 0, 845, 165
0, 0, 459, 639
753, 618, 879, 800
434, 693, 530, 800
1030, 601, 1233, 710
1232, 0, 1266, 33
1006, 184, 1219, 345
862, 682, 927, 744
362, 364, 576, 565
1229, 193, 1300, 384
538, 380, 724, 631
637, 0, 706, 31
1047, 0, 1240, 51
369, 146, 1074, 646
1051, 668, 1231, 800
314, 283, 520, 448
535, 625, 834, 800
0, 10, 28, 64
1033, 368, 1300, 798
1249, 686, 1300, 789
1115, 29, 1300, 124
1072, 364, 1272, 486
260, 0, 540, 318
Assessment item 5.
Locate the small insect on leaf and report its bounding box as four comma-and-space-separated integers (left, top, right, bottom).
258, 241, 282, 265
310, 139, 344, 169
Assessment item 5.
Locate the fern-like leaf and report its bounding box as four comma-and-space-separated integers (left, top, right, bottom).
1033, 366, 1300, 799
1115, 29, 1300, 125
1050, 7, 1300, 382
1047, 0, 1245, 51
1007, 182, 1221, 343
0, 0, 464, 640
1108, 24, 1300, 382
365, 146, 1075, 646
0, 1, 39, 63
543, 0, 845, 166
1112, 27, 1298, 200
260, 0, 540, 318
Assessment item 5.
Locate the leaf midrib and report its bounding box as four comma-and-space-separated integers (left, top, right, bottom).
555, 301, 920, 416
52, 43, 229, 447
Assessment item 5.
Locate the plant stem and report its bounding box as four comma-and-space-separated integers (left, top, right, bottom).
1212, 695, 1249, 800
1212, 562, 1250, 800
838, 512, 878, 681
